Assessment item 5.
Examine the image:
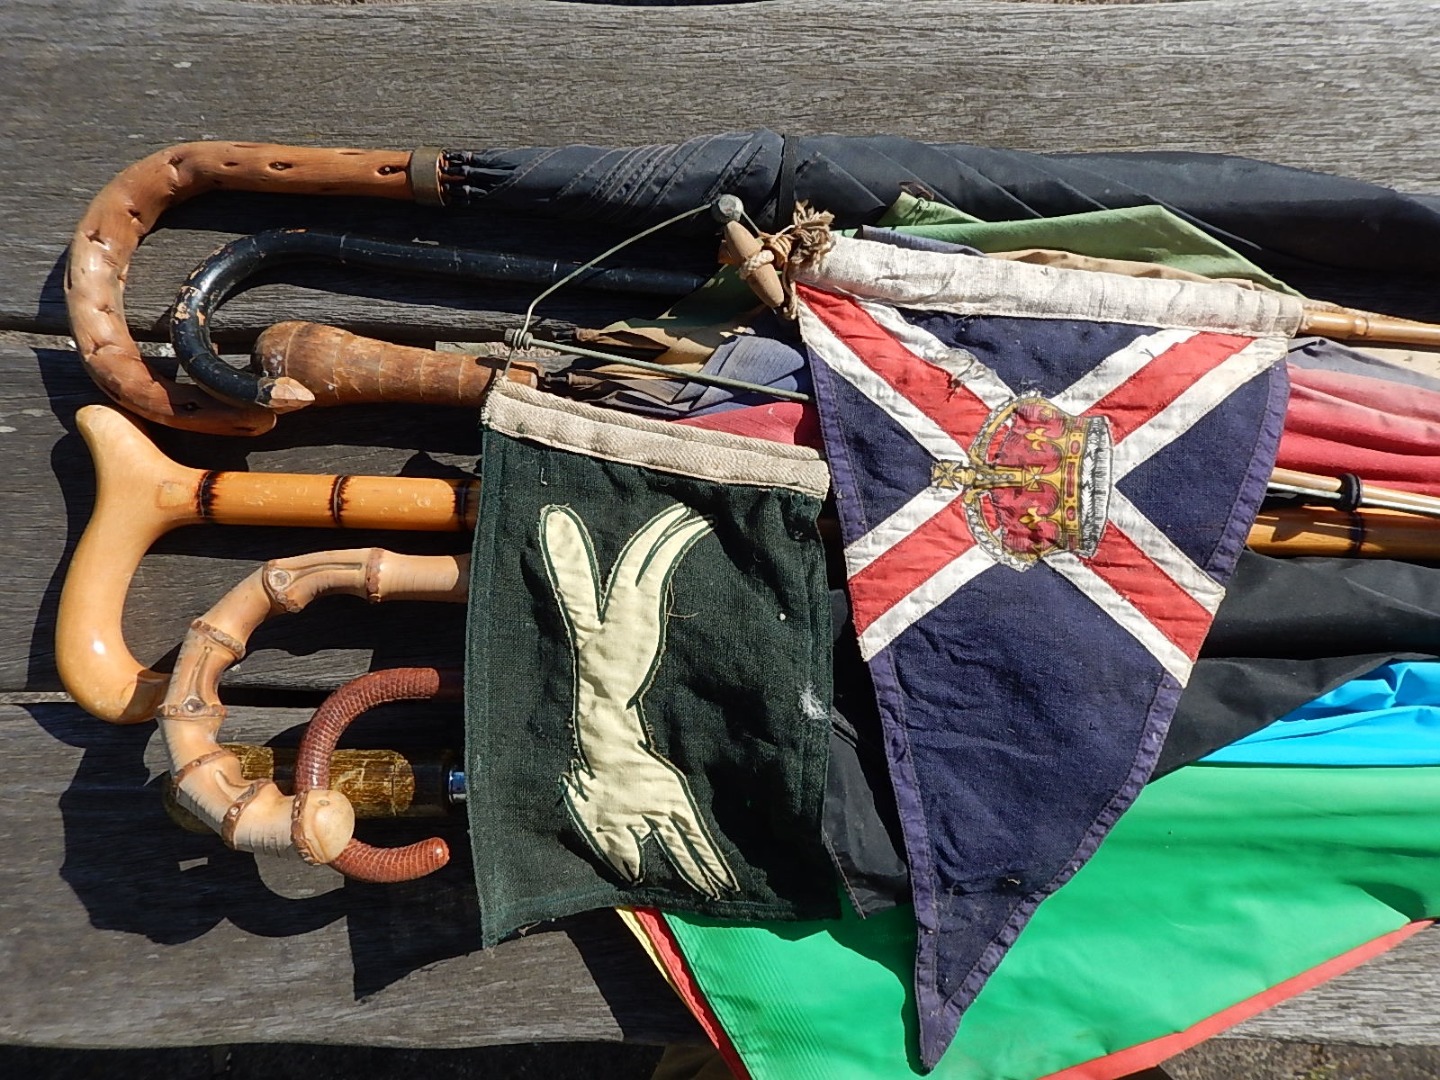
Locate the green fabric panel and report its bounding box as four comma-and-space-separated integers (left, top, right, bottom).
665, 763, 1440, 1080
467, 414, 836, 947
875, 192, 1296, 294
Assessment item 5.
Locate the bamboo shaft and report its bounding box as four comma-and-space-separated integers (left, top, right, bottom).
159, 547, 467, 858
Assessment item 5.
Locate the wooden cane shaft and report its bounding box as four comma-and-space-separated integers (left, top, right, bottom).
160, 548, 467, 858
1269, 466, 1440, 518
66, 142, 418, 436
1248, 506, 1440, 557
164, 745, 452, 833
254, 321, 540, 408
1299, 309, 1440, 349
58, 405, 478, 725
202, 472, 476, 531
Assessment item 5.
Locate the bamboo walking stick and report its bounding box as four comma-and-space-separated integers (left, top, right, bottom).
159, 547, 466, 860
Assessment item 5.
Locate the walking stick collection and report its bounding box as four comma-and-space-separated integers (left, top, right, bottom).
56, 140, 1440, 884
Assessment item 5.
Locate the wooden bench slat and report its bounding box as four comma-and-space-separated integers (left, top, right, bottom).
5, 0, 1440, 335
0, 701, 698, 1048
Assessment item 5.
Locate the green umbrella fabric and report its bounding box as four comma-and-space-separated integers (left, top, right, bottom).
661, 761, 1440, 1080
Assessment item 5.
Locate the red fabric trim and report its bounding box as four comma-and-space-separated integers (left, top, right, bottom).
630, 908, 753, 1080
1040, 921, 1432, 1080
676, 401, 821, 448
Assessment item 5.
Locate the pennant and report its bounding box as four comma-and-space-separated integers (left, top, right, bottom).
466, 382, 837, 946
794, 235, 1298, 1065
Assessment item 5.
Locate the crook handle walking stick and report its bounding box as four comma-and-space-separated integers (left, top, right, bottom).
170, 228, 704, 409
160, 547, 466, 858
293, 666, 462, 882
67, 142, 431, 435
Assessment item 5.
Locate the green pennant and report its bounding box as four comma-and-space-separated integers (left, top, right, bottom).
466, 382, 838, 946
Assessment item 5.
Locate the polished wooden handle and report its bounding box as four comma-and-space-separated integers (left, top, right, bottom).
254, 321, 539, 408
58, 405, 479, 725
66, 142, 419, 435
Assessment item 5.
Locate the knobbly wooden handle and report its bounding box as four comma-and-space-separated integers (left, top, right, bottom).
157, 547, 468, 858
254, 321, 540, 408
294, 667, 462, 882
66, 142, 417, 435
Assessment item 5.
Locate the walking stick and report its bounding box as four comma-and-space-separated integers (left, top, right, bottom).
61, 401, 1440, 726
67, 142, 731, 433
58, 405, 478, 724
292, 667, 461, 882
69, 143, 421, 435
171, 229, 707, 409
158, 546, 466, 858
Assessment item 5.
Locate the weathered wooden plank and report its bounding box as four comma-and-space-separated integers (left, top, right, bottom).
1229, 927, 1440, 1045
4, 0, 1440, 336
0, 701, 698, 1048
5, 686, 1440, 1048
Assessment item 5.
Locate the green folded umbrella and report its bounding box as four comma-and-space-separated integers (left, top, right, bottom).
663, 762, 1440, 1080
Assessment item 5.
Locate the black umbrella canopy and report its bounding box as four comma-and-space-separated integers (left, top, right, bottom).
439, 129, 1440, 280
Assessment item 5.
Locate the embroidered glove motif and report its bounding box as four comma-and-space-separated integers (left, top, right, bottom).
541, 502, 739, 898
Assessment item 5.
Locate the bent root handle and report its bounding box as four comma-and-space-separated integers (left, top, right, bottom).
159, 547, 467, 859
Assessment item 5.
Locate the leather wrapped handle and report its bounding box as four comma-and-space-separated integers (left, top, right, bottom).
294, 667, 463, 882
66, 142, 423, 435
254, 321, 537, 408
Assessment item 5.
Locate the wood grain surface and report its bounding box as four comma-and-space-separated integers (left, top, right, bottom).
5, 0, 1440, 337
4, 0, 1440, 1056
0, 702, 698, 1047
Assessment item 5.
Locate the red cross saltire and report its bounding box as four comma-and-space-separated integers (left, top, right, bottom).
794, 236, 1295, 1070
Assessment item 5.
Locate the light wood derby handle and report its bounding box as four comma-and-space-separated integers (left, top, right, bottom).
59, 405, 478, 725
294, 667, 462, 882
159, 548, 467, 858
254, 321, 539, 408
66, 142, 419, 435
